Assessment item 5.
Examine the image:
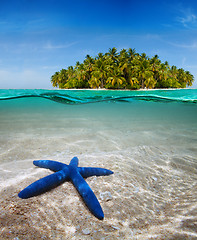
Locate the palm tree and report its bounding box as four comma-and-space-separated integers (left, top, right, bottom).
83, 55, 94, 82
75, 62, 89, 88
89, 75, 102, 89
63, 66, 77, 88
51, 71, 60, 87
51, 70, 68, 88
107, 47, 118, 63
128, 48, 137, 61
177, 69, 194, 88
66, 66, 75, 80
144, 71, 155, 89
141, 52, 148, 60
155, 63, 168, 88
168, 65, 181, 88
119, 49, 129, 60
136, 54, 150, 88
119, 49, 130, 83
185, 71, 194, 87
131, 77, 140, 89
150, 55, 161, 83
50, 48, 194, 89
106, 66, 126, 89
177, 68, 187, 88
59, 69, 68, 88
90, 55, 109, 88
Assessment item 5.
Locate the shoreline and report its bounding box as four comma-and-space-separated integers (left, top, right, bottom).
1, 87, 196, 91
47, 87, 194, 91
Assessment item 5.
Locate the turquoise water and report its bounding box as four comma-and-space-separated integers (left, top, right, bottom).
0, 88, 197, 104
0, 89, 197, 239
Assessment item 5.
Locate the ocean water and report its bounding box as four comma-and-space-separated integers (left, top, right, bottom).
0, 89, 197, 239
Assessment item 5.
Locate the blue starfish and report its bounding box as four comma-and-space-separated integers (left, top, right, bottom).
18, 157, 113, 220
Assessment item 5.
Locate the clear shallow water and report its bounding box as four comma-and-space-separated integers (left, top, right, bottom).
0, 89, 197, 239
0, 88, 197, 104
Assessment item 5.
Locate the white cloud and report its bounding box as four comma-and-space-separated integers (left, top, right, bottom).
176, 7, 197, 28
42, 65, 60, 70
0, 40, 78, 54
144, 34, 161, 40
167, 41, 197, 49
43, 41, 78, 50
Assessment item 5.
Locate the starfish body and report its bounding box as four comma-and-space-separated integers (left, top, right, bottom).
18, 157, 113, 220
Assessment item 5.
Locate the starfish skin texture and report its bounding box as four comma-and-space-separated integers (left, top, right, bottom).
18, 157, 113, 220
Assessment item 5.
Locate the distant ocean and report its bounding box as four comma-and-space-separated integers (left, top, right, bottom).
0, 89, 197, 239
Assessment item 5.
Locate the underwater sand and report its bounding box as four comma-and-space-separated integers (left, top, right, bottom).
0, 90, 197, 239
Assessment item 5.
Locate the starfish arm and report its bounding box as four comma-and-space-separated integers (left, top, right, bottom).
78, 167, 114, 178
69, 156, 79, 168
18, 169, 69, 199
69, 166, 104, 220
33, 160, 67, 172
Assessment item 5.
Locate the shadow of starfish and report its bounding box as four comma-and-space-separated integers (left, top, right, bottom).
18, 157, 113, 220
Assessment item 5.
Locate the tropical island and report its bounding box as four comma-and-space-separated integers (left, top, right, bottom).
51, 48, 194, 89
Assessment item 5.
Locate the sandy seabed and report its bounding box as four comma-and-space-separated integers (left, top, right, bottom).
0, 136, 196, 240
0, 98, 197, 239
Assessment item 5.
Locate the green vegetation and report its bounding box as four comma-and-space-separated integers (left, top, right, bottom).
51, 48, 194, 89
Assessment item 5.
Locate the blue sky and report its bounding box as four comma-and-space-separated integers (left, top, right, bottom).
0, 0, 197, 88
